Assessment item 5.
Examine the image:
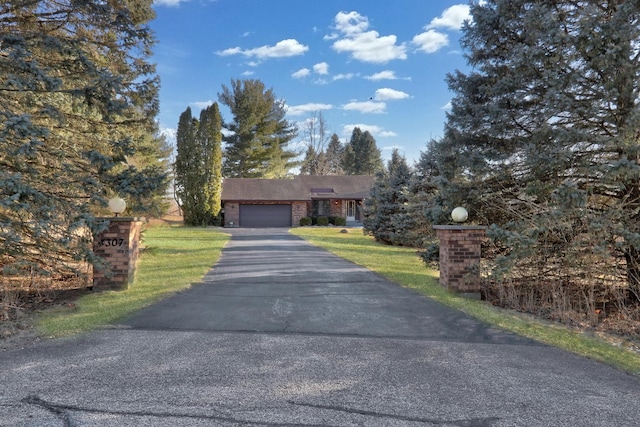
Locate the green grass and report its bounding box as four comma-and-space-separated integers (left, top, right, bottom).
37, 226, 229, 337
290, 227, 640, 375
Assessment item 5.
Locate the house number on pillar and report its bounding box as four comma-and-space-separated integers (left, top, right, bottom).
97, 238, 125, 247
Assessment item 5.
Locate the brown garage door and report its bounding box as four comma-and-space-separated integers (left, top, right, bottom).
239, 204, 292, 227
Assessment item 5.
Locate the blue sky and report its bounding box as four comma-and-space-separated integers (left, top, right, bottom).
150, 0, 472, 165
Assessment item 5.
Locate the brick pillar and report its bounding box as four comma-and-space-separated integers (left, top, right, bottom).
433, 225, 486, 295
93, 217, 144, 291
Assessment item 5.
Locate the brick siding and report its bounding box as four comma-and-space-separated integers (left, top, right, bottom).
433, 226, 486, 293
93, 218, 144, 291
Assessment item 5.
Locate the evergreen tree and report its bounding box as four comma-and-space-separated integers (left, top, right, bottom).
174, 108, 200, 225
363, 148, 412, 245
444, 0, 640, 296
325, 133, 345, 175
343, 127, 383, 175
1, 0, 166, 277
198, 103, 223, 222
174, 105, 223, 225
300, 146, 319, 175
218, 79, 298, 178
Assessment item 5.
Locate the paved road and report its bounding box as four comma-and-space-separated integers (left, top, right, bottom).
1, 229, 639, 426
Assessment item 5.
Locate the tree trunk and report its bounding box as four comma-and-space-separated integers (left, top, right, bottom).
625, 246, 640, 303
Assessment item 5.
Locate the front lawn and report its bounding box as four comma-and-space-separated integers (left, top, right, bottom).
37, 226, 229, 338
290, 227, 640, 375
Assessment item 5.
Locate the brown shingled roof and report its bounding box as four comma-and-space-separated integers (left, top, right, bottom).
222, 175, 374, 201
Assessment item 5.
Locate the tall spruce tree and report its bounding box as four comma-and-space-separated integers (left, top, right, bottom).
443, 0, 640, 297
218, 79, 298, 178
343, 127, 383, 175
407, 139, 453, 250
174, 105, 223, 225
325, 133, 345, 175
363, 148, 413, 245
1, 0, 166, 277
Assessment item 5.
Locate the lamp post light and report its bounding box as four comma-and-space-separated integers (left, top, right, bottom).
108, 196, 126, 217
433, 205, 484, 296
94, 196, 143, 291
451, 206, 468, 223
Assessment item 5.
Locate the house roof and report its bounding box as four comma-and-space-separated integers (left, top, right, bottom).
222, 175, 374, 202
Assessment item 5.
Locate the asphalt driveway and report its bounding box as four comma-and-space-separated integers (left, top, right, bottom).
1, 228, 639, 426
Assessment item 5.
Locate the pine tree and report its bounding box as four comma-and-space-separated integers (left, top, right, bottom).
406, 139, 450, 249
444, 0, 640, 297
218, 79, 298, 178
300, 146, 319, 175
325, 133, 345, 175
363, 148, 412, 245
1, 0, 166, 277
343, 127, 383, 175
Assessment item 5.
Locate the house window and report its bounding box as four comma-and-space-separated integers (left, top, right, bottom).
312, 200, 331, 217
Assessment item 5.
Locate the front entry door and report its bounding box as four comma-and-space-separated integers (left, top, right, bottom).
346, 200, 357, 222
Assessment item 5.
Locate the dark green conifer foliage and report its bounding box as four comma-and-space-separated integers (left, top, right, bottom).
200, 103, 223, 222
218, 79, 298, 178
406, 140, 449, 249
300, 146, 319, 175
0, 0, 167, 277
363, 148, 413, 245
325, 133, 345, 175
174, 104, 223, 226
441, 0, 640, 296
343, 127, 383, 175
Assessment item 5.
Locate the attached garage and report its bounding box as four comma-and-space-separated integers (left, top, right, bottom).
239, 204, 292, 227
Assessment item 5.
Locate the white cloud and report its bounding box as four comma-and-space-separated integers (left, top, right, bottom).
343, 100, 386, 114
333, 73, 355, 81
242, 70, 254, 76
286, 103, 333, 116
427, 4, 471, 30
191, 100, 213, 109
412, 30, 449, 53
159, 126, 177, 145
374, 88, 410, 101
334, 11, 369, 35
153, 0, 187, 6
330, 11, 407, 64
382, 145, 404, 152
218, 47, 242, 56
366, 70, 397, 81
216, 39, 308, 59
313, 62, 329, 75
292, 68, 311, 79
342, 124, 396, 138
441, 101, 453, 110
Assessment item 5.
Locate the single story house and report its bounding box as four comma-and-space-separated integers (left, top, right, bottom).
221, 175, 374, 227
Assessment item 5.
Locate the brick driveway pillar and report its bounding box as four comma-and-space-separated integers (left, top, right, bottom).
433, 225, 486, 296
93, 217, 144, 291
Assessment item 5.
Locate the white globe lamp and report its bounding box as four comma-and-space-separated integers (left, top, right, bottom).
451, 206, 468, 223
108, 196, 127, 217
